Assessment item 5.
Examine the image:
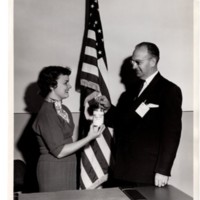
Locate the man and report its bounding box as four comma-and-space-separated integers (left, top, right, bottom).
97, 42, 182, 187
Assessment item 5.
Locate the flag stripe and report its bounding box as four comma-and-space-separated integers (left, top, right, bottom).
83, 55, 97, 68
86, 37, 97, 49
87, 29, 96, 41
82, 62, 98, 77
80, 176, 85, 189
80, 161, 93, 189
96, 132, 112, 165
85, 46, 97, 58
90, 140, 109, 174
81, 151, 98, 182
81, 79, 100, 92
102, 127, 113, 149
80, 70, 100, 91
84, 144, 105, 178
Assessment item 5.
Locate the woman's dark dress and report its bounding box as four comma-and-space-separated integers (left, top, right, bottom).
32, 101, 76, 192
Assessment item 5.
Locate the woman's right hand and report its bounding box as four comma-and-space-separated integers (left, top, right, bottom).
88, 123, 105, 140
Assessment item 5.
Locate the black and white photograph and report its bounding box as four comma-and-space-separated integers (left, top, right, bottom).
3, 0, 197, 199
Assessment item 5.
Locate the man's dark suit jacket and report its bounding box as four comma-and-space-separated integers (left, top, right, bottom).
105, 72, 182, 184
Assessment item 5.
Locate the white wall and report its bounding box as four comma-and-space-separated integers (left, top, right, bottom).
14, 0, 193, 113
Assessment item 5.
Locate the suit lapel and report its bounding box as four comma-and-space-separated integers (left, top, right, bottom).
136, 73, 162, 103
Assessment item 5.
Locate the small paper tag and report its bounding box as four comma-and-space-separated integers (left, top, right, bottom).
135, 102, 150, 118
147, 103, 159, 108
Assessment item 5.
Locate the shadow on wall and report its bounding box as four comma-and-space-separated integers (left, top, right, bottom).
16, 82, 43, 193
119, 56, 139, 90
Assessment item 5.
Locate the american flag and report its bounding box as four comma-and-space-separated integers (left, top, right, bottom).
76, 0, 114, 189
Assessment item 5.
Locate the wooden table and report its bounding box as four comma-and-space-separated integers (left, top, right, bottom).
19, 188, 128, 200
18, 185, 192, 200
135, 185, 192, 200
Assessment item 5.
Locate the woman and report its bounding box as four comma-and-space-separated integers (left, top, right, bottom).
32, 66, 104, 192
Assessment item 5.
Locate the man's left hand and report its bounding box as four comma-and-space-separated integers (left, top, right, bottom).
154, 173, 169, 187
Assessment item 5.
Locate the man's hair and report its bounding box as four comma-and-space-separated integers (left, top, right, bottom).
37, 66, 71, 97
136, 42, 160, 63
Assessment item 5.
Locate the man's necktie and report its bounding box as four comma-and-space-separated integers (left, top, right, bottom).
137, 79, 145, 97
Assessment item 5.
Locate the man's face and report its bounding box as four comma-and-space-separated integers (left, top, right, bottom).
131, 46, 153, 80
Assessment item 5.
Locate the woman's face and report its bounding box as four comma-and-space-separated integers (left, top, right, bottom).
51, 74, 71, 100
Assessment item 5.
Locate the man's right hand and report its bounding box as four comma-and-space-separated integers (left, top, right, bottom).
96, 95, 111, 111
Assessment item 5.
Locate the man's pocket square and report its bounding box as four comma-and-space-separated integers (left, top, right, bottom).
147, 103, 159, 108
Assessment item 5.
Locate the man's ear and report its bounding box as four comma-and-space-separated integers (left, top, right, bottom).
150, 57, 157, 67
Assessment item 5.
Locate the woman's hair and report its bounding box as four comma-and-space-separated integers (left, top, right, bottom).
37, 66, 71, 97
